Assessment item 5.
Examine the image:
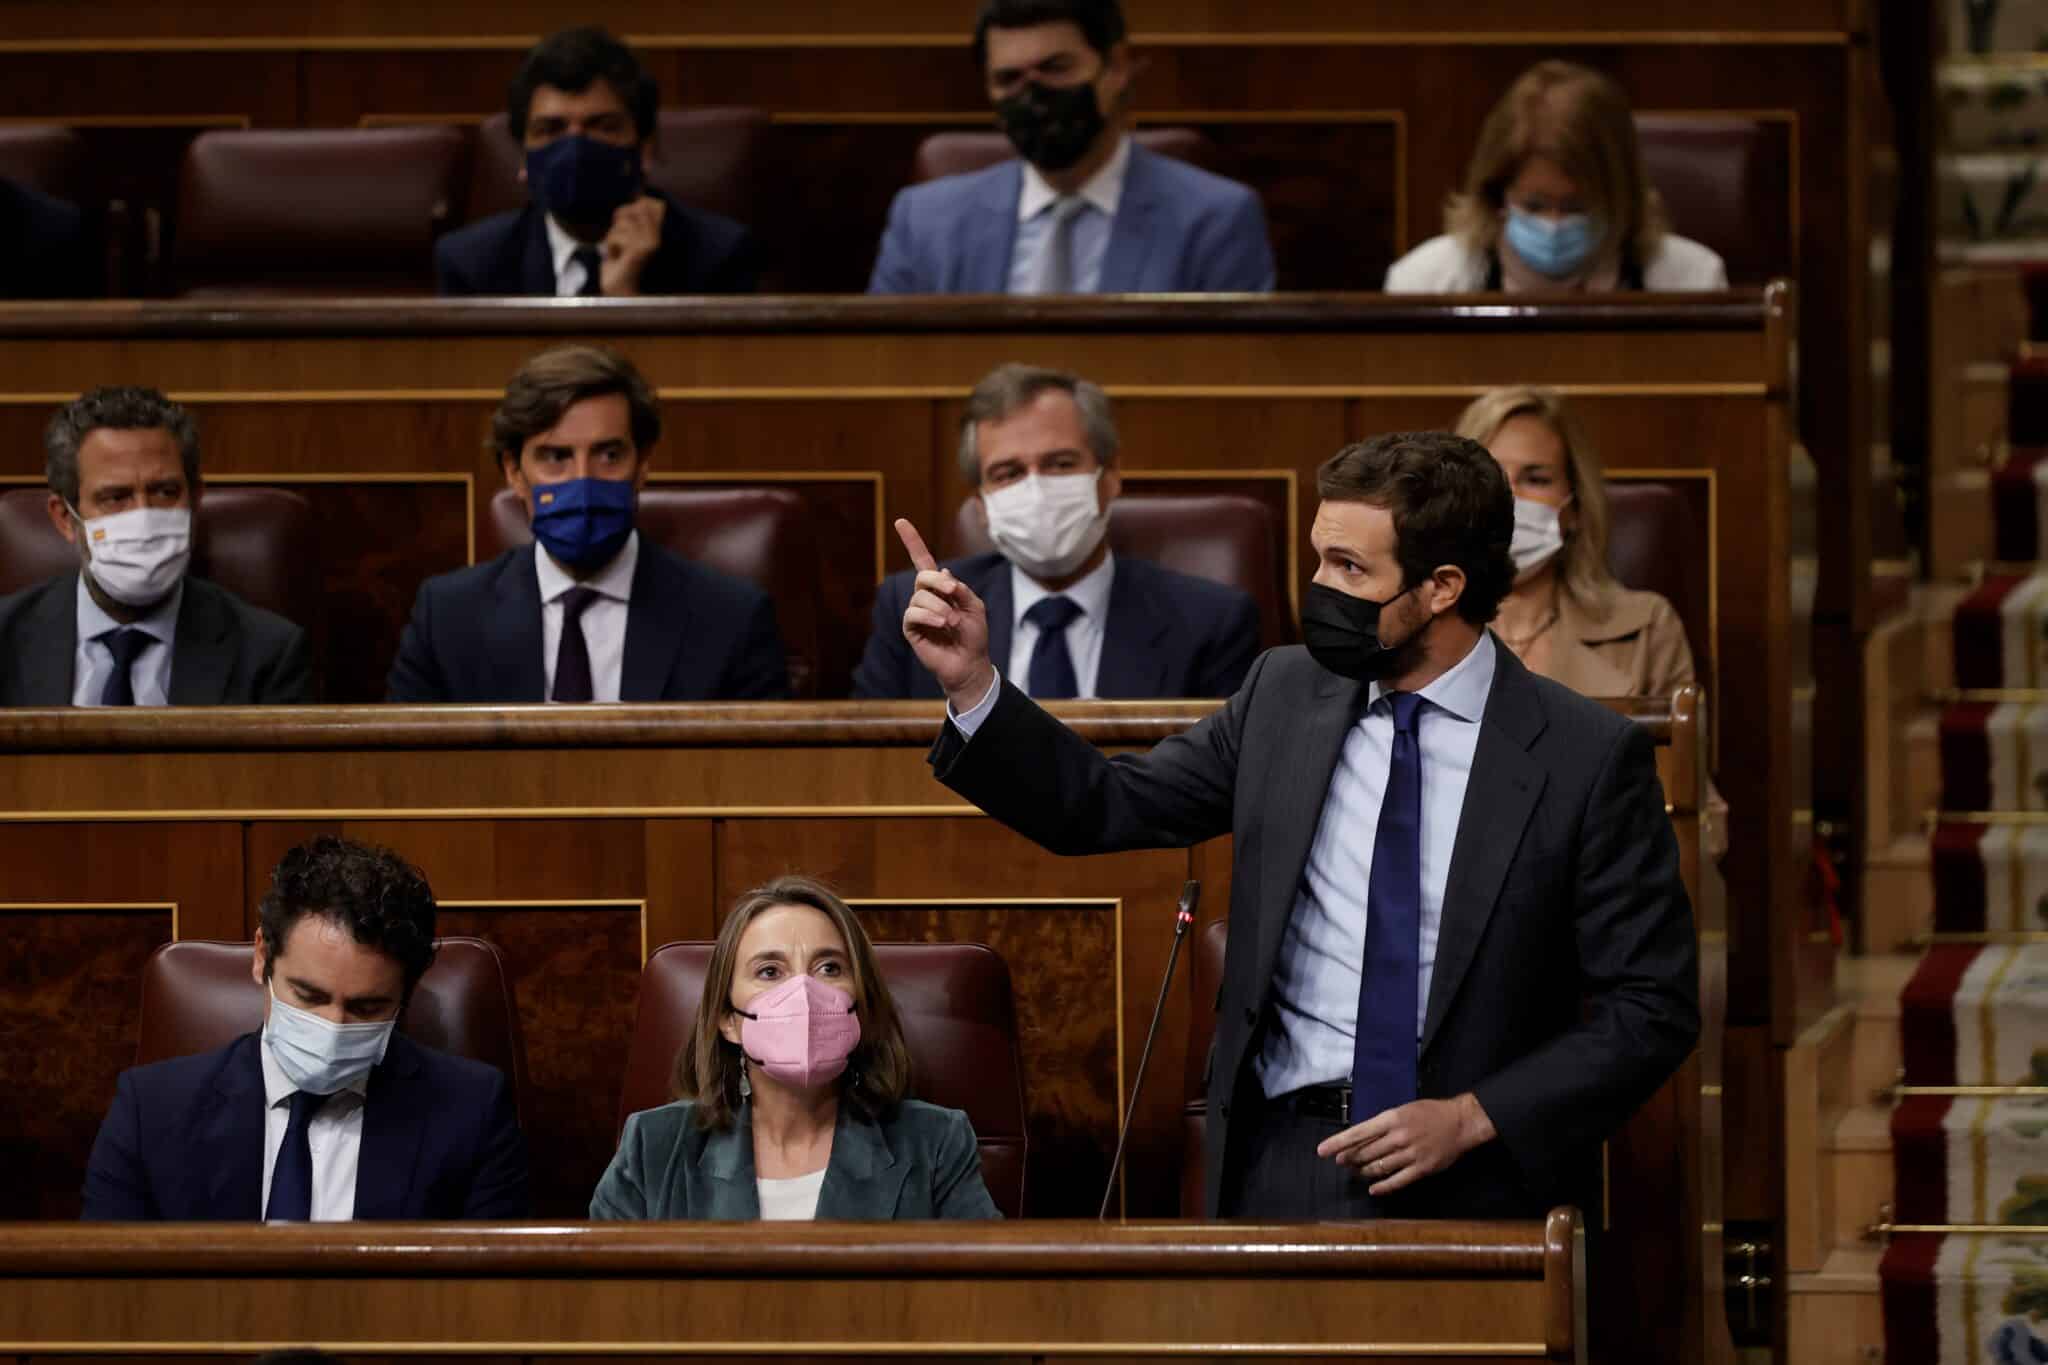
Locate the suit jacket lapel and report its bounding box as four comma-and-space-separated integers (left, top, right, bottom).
813, 1105, 906, 1219
198, 1035, 266, 1220
699, 1106, 761, 1218
520, 208, 558, 296
621, 547, 687, 702
1094, 561, 1169, 698
354, 1035, 425, 1220
981, 564, 1015, 682
490, 551, 548, 702
1420, 640, 1549, 1055
1099, 146, 1160, 293
168, 581, 234, 705
18, 575, 78, 704
1255, 666, 1365, 992
966, 165, 1023, 293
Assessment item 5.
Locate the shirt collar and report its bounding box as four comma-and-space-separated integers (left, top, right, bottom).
1017, 133, 1132, 224
543, 213, 593, 284
258, 1014, 372, 1106
1369, 629, 1496, 723
75, 573, 182, 647
534, 528, 639, 605
1011, 548, 1115, 629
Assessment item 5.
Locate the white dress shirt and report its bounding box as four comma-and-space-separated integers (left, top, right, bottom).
1007, 552, 1114, 699
536, 532, 637, 703
257, 1021, 368, 1222
544, 214, 600, 297
71, 575, 180, 707
756, 1168, 827, 1221
1007, 135, 1130, 295
1255, 633, 1497, 1098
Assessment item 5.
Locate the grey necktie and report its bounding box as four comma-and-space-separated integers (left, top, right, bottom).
1039, 197, 1085, 295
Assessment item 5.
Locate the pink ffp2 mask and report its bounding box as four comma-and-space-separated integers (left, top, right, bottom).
735, 973, 862, 1091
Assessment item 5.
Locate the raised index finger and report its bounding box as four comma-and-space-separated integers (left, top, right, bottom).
894, 518, 939, 574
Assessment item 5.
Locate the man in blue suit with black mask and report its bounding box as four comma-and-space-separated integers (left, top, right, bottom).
868, 0, 1275, 296
82, 836, 529, 1220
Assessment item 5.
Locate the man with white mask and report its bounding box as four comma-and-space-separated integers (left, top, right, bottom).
853, 362, 1260, 700
83, 835, 529, 1220
0, 387, 308, 706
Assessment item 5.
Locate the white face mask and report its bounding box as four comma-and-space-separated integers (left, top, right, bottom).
264, 986, 396, 1095
70, 503, 191, 607
1510, 496, 1569, 581
981, 470, 1111, 581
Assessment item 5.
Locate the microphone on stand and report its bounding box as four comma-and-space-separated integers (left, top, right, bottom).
1098, 879, 1201, 1220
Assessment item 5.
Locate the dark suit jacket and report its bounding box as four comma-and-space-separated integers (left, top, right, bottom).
386, 541, 789, 702
932, 639, 1699, 1219
0, 573, 310, 706
434, 189, 759, 296
81, 1032, 529, 1220
590, 1098, 999, 1220
0, 177, 96, 300
868, 143, 1275, 295
851, 552, 1260, 700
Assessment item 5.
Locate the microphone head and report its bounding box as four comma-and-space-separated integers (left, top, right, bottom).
1175, 879, 1200, 925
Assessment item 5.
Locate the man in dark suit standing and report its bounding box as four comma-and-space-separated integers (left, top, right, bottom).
387, 343, 788, 703
893, 430, 1698, 1220
0, 177, 96, 299
852, 363, 1259, 700
0, 387, 308, 706
83, 835, 528, 1220
435, 26, 758, 297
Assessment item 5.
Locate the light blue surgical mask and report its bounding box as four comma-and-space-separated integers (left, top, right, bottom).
264, 987, 395, 1095
1504, 209, 1603, 279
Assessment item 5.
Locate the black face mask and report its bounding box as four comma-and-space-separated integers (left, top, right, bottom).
995, 79, 1107, 174
1300, 581, 1421, 683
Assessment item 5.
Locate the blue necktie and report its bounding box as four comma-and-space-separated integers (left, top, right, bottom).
551, 586, 598, 703
572, 245, 603, 297
98, 627, 150, 707
265, 1089, 325, 1221
1024, 595, 1082, 699
1352, 691, 1424, 1123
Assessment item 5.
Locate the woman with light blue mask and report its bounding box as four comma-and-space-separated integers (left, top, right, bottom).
1385, 61, 1728, 294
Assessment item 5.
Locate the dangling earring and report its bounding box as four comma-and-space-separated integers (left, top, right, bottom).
738, 1061, 751, 1101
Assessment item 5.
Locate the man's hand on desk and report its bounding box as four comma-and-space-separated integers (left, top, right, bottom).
1315, 1092, 1496, 1197
895, 518, 996, 711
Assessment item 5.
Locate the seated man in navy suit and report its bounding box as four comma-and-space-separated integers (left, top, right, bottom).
82, 835, 529, 1220
435, 26, 758, 297
854, 363, 1259, 700
387, 343, 788, 702
868, 0, 1273, 295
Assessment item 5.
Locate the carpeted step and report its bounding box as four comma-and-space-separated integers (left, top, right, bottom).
1894, 1094, 2048, 1226
1900, 944, 2048, 1088
1933, 823, 2048, 934
1952, 574, 2048, 691
1940, 703, 2048, 810
1882, 1232, 2048, 1364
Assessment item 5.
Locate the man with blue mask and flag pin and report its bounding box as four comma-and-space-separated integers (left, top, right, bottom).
82, 836, 529, 1220
435, 26, 759, 298
387, 344, 788, 704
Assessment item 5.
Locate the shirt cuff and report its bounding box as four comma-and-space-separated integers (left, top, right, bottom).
946, 670, 1002, 739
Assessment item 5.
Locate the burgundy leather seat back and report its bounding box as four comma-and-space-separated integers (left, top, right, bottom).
619, 941, 1030, 1218
1634, 114, 1792, 285
948, 490, 1290, 648
0, 125, 88, 203
483, 485, 822, 698
134, 938, 528, 1114
468, 109, 772, 227
1180, 918, 1230, 1215
171, 128, 467, 295
0, 486, 316, 629
912, 127, 1220, 184
1604, 481, 1710, 685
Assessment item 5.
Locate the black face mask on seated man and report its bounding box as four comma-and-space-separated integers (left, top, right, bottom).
995, 80, 1107, 174
1298, 581, 1430, 684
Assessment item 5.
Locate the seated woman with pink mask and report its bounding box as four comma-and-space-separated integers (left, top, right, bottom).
590, 875, 999, 1220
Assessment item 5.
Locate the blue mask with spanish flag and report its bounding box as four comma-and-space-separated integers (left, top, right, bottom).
530, 477, 636, 572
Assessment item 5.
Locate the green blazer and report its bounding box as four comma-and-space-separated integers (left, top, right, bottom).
589, 1097, 1001, 1220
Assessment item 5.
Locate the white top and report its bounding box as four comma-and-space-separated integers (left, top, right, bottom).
1254, 633, 1498, 1099
1383, 231, 1729, 292
544, 214, 600, 297
258, 1020, 370, 1221
1007, 551, 1115, 699
1008, 135, 1131, 295
72, 575, 181, 707
756, 1168, 827, 1221
535, 531, 639, 703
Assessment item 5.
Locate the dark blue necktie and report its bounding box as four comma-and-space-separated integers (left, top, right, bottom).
98, 627, 150, 707
1352, 691, 1424, 1123
265, 1089, 325, 1221
551, 586, 598, 703
1024, 595, 1082, 700
572, 245, 604, 297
